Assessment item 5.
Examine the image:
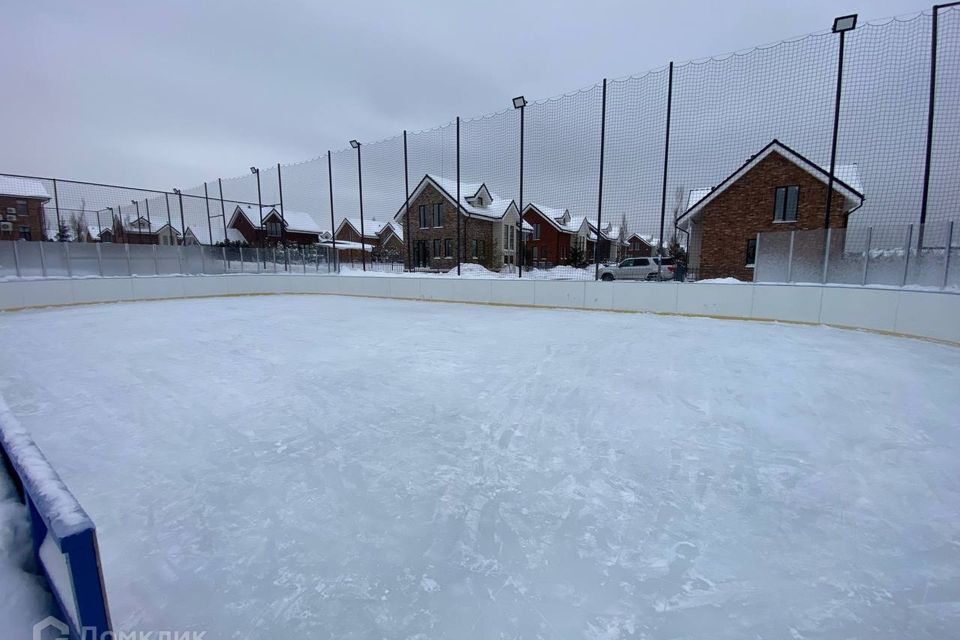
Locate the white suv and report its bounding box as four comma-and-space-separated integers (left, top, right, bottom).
598, 257, 675, 281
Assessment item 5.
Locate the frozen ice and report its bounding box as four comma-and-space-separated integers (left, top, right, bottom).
0, 295, 958, 639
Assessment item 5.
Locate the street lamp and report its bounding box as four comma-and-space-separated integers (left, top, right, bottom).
824, 14, 857, 229
350, 140, 366, 271
250, 166, 264, 263
172, 189, 185, 245
513, 96, 526, 277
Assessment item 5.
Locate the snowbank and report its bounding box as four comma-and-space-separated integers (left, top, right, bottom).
0, 456, 54, 637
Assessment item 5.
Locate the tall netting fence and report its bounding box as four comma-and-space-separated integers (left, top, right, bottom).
2, 8, 958, 286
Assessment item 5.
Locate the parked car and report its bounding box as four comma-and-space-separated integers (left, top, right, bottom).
598, 256, 675, 281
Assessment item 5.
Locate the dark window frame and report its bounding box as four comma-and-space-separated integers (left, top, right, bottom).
433, 203, 443, 228
745, 238, 757, 266
418, 205, 428, 229
15, 200, 28, 216
444, 238, 452, 258
266, 221, 283, 237
773, 186, 799, 222
18, 225, 31, 241
432, 238, 441, 259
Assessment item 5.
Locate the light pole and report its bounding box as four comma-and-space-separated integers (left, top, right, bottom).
918, 2, 959, 252
250, 166, 264, 265
824, 14, 857, 229
131, 199, 141, 244
513, 96, 527, 277
173, 188, 185, 246
350, 140, 366, 271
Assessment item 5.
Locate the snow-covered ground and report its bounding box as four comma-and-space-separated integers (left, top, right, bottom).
0, 466, 54, 638
0, 296, 958, 639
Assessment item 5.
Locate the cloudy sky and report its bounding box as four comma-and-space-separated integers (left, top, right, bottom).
0, 0, 935, 191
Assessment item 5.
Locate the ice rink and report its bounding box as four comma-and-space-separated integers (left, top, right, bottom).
1, 295, 958, 639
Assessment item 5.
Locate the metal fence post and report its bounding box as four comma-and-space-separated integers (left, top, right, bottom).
39, 240, 47, 277
862, 226, 872, 286
820, 228, 832, 284
95, 242, 103, 277
153, 244, 159, 275
123, 243, 131, 276
595, 77, 609, 281
52, 178, 63, 239
942, 221, 953, 289
786, 230, 795, 282
12, 240, 21, 277
657, 63, 674, 279
902, 224, 914, 287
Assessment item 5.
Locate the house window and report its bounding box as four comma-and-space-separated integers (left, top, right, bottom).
18, 226, 31, 241
418, 205, 428, 229
471, 239, 479, 259
16, 200, 27, 216
503, 225, 509, 249
745, 238, 757, 267
433, 203, 443, 227
508, 225, 515, 250
433, 238, 441, 259
773, 186, 799, 222
533, 223, 541, 240
266, 221, 282, 237
444, 238, 452, 258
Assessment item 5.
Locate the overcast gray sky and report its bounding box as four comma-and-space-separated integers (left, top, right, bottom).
0, 0, 935, 191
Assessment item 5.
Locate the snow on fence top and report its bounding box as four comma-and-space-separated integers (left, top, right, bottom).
0, 396, 90, 538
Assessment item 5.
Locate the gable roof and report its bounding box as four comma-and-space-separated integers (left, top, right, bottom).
0, 176, 51, 201
335, 217, 386, 239
378, 220, 404, 242
523, 203, 582, 235
395, 174, 518, 222
677, 139, 864, 225
627, 233, 655, 246
261, 208, 323, 234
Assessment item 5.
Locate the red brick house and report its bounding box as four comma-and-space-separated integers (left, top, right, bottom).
677, 139, 864, 281
227, 205, 324, 247
334, 218, 385, 263
394, 175, 521, 271
0, 176, 49, 242
375, 221, 405, 261
625, 233, 655, 257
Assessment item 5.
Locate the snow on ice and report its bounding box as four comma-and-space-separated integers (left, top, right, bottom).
0, 295, 958, 639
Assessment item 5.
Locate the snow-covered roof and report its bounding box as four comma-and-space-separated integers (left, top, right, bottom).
395, 175, 518, 222
523, 203, 581, 235
319, 239, 373, 252
0, 176, 51, 201
378, 220, 404, 242
122, 216, 175, 234
262, 208, 323, 234
338, 217, 386, 239
678, 140, 864, 226
627, 233, 655, 246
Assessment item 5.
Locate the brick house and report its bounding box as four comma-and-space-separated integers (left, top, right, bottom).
677, 140, 863, 281
625, 233, 655, 257
522, 204, 579, 266
334, 217, 387, 263
0, 176, 49, 242
375, 221, 405, 261
227, 205, 324, 247
395, 175, 521, 271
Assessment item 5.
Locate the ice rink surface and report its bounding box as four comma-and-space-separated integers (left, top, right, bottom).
1, 295, 958, 639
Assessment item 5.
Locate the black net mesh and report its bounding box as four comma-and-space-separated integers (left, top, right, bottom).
2, 8, 958, 286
